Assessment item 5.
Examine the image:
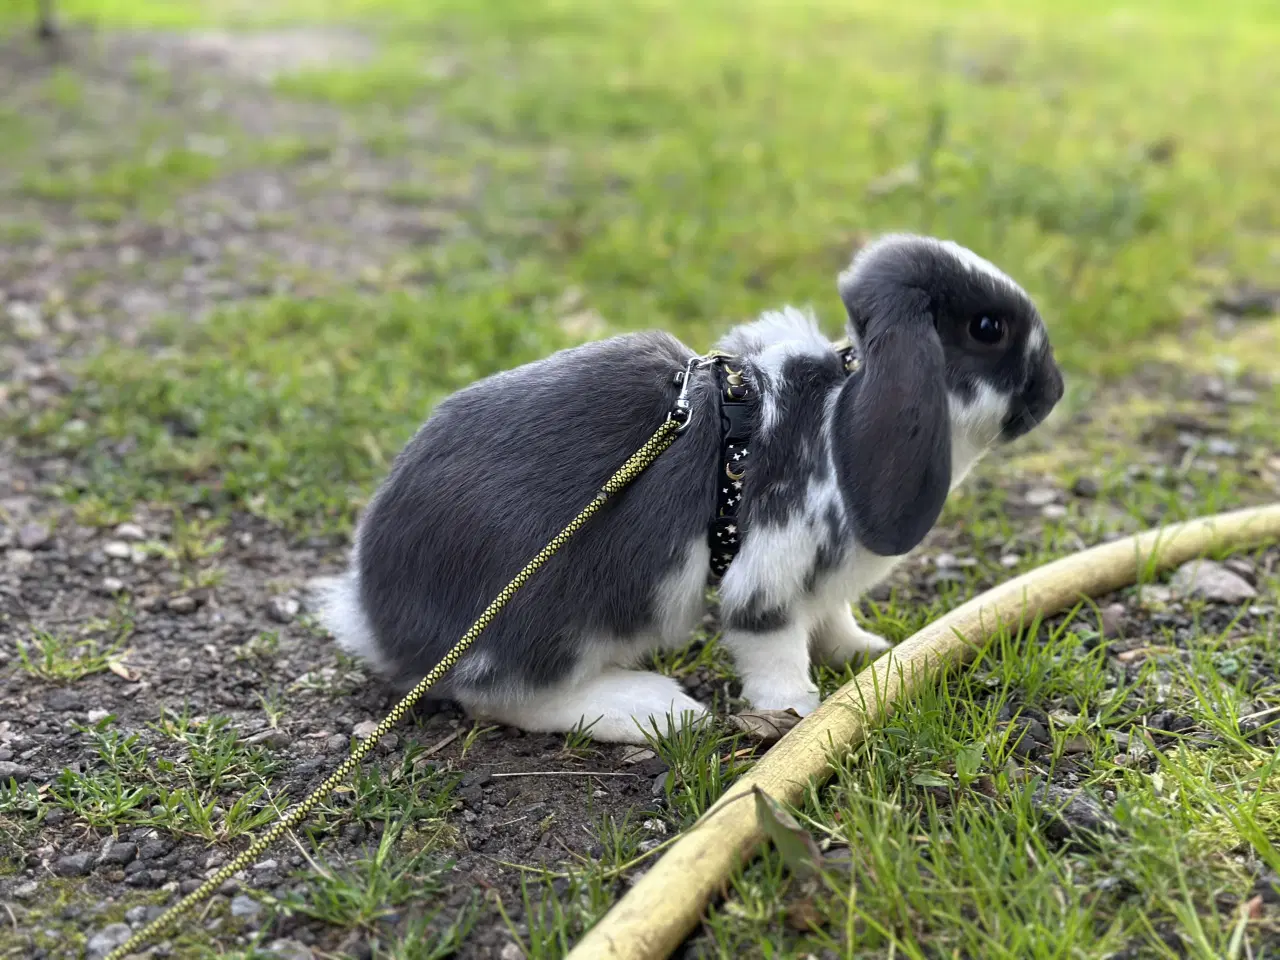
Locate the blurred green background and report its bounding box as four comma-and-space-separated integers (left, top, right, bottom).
3, 0, 1278, 531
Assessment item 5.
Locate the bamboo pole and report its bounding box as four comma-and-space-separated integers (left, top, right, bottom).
567, 503, 1280, 960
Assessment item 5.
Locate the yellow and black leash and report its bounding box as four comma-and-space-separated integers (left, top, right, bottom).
102, 409, 690, 960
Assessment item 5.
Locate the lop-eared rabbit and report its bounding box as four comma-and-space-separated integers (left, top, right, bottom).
318, 234, 1065, 744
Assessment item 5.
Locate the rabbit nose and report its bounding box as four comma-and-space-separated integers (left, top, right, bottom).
1044, 359, 1064, 407
1024, 355, 1064, 421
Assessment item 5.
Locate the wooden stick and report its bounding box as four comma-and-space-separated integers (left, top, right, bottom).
567, 503, 1280, 960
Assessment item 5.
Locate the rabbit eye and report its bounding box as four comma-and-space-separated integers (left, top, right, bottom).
969, 315, 1006, 345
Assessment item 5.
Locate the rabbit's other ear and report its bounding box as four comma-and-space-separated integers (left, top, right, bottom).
834, 283, 951, 557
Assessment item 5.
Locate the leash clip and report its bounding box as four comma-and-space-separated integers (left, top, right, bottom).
668, 354, 716, 432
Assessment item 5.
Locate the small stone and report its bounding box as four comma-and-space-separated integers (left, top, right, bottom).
628, 755, 670, 779
115, 522, 146, 541
999, 554, 1020, 568
1100, 603, 1126, 639
1031, 784, 1118, 845
268, 940, 315, 960
167, 595, 197, 614
1024, 487, 1058, 507
18, 522, 50, 550
126, 905, 149, 925
87, 708, 111, 723
1041, 504, 1068, 520
230, 894, 263, 919
1022, 719, 1051, 744
0, 761, 31, 781
1137, 585, 1173, 607
1206, 438, 1239, 457
351, 720, 379, 740
47, 689, 83, 711
1071, 476, 1100, 498
1254, 873, 1280, 905
325, 734, 349, 753
1170, 559, 1257, 604
267, 596, 300, 623
7, 300, 45, 339
12, 880, 37, 900
100, 841, 137, 866
55, 852, 96, 876
1223, 558, 1256, 583
103, 541, 131, 559
620, 747, 657, 765
253, 858, 278, 872
139, 839, 170, 860
499, 943, 524, 960
6, 548, 35, 569
244, 728, 291, 749
99, 576, 126, 595
86, 922, 134, 959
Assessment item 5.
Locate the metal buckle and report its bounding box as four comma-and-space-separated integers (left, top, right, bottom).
668, 354, 717, 432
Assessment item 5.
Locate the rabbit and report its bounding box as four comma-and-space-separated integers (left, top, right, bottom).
315, 233, 1065, 745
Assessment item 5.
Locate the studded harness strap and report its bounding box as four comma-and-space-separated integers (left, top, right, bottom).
705, 338, 861, 586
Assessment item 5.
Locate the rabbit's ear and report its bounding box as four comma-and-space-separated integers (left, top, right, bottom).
833, 286, 951, 557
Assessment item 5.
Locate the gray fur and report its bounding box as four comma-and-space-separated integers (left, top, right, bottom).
346, 331, 720, 698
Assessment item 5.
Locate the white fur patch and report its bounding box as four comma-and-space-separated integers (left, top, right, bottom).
653, 537, 712, 646
717, 465, 843, 615
311, 568, 390, 673
839, 233, 1020, 300
930, 238, 1015, 287
459, 667, 708, 745
1027, 322, 1047, 355
722, 620, 819, 715
714, 305, 830, 358
714, 306, 835, 434
947, 381, 1010, 489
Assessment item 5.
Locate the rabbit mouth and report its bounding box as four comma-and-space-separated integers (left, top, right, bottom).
999, 402, 1051, 442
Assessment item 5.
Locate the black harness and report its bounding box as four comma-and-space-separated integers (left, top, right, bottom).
693, 339, 861, 586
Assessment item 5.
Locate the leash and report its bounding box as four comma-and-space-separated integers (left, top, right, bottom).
100, 337, 861, 959
101, 371, 699, 960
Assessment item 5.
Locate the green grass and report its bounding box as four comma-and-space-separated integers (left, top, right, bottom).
14, 605, 134, 682
26, 709, 459, 850
686, 610, 1280, 958
8, 0, 1280, 533
20, 290, 567, 528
